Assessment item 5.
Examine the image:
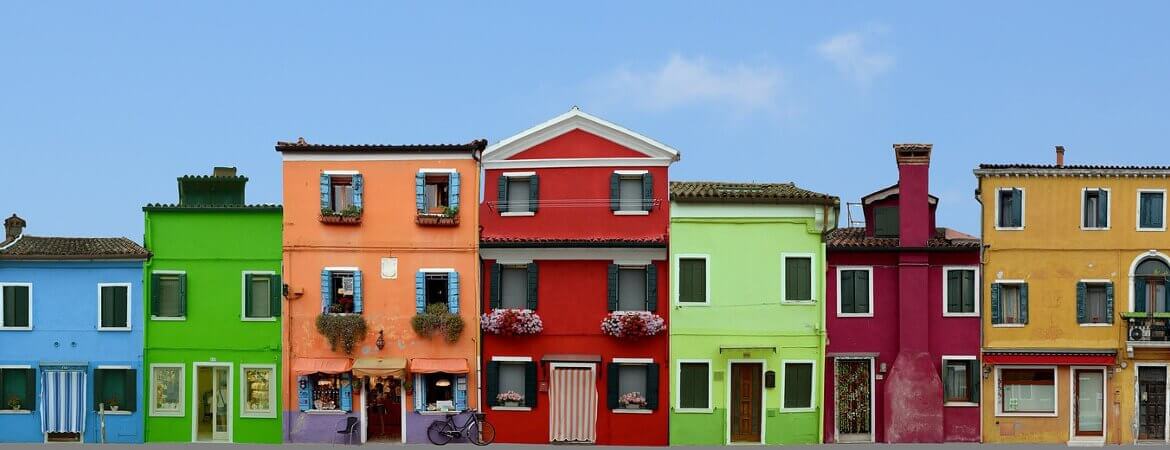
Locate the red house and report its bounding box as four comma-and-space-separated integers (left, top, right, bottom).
478, 108, 678, 445
822, 144, 982, 443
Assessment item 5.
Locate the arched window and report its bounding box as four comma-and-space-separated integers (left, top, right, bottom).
1135, 258, 1170, 313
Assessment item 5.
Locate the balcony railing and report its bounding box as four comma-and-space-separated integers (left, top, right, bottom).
1125, 313, 1170, 344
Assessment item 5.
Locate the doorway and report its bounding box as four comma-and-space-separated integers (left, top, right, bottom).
834, 358, 873, 443
1072, 368, 1105, 439
729, 362, 763, 443
193, 363, 232, 442
365, 376, 403, 442
548, 364, 597, 443
1139, 366, 1167, 441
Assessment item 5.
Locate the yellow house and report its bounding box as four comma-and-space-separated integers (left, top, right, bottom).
976, 148, 1170, 445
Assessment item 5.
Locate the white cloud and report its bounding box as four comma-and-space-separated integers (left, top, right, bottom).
816, 29, 894, 85
592, 55, 783, 112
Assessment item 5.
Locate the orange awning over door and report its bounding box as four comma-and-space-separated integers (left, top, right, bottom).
410, 358, 469, 374
291, 357, 353, 375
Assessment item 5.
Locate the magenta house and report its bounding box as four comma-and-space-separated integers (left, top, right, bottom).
822, 144, 981, 443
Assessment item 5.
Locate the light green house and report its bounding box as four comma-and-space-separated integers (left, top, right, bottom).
668, 181, 838, 445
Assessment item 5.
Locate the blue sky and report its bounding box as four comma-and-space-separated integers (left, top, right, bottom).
3, 2, 1169, 240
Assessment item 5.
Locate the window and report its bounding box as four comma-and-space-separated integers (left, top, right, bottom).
618, 267, 648, 311
1139, 190, 1165, 230
942, 358, 979, 405
243, 273, 280, 319
323, 270, 360, 314
417, 373, 462, 412
619, 177, 644, 211
424, 173, 451, 212
611, 171, 652, 213
944, 268, 978, 316
1078, 282, 1112, 324
426, 273, 450, 309
608, 361, 658, 411
999, 367, 1056, 415
149, 365, 183, 416
488, 360, 535, 408
416, 270, 459, 314
997, 188, 1024, 229
499, 266, 528, 310
94, 368, 136, 412
500, 174, 537, 214
781, 361, 815, 410
151, 273, 186, 319
992, 282, 1028, 325
1135, 259, 1170, 313
320, 173, 363, 219
0, 367, 35, 411
299, 373, 352, 412
98, 284, 130, 330
677, 257, 708, 305
676, 361, 710, 410
838, 267, 871, 316
1082, 188, 1109, 229
874, 206, 899, 237
783, 255, 814, 302
241, 365, 276, 417
1, 284, 31, 329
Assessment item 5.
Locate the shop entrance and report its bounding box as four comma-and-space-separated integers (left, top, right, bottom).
365, 376, 403, 442
1139, 366, 1167, 441
193, 363, 232, 442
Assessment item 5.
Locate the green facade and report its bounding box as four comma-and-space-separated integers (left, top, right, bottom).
143, 175, 283, 443
669, 201, 832, 445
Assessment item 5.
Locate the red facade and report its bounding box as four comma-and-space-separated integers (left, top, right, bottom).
478, 109, 677, 445
823, 144, 982, 443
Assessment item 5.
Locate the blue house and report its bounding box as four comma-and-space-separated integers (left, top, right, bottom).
0, 214, 148, 443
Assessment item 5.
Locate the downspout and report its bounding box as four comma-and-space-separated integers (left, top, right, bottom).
472, 143, 484, 413
818, 201, 837, 443
973, 179, 985, 442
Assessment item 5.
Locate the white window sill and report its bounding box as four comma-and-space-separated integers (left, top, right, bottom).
675, 302, 710, 307
995, 227, 1025, 231
490, 406, 532, 412
241, 412, 277, 419
944, 402, 979, 408
417, 410, 461, 416
1067, 438, 1106, 446
98, 327, 132, 332
992, 324, 1026, 328
501, 212, 535, 217
781, 300, 816, 305
612, 408, 652, 414
943, 312, 979, 318
674, 408, 713, 414
98, 410, 132, 415
1138, 228, 1166, 232
779, 407, 815, 413
995, 411, 1057, 417
150, 317, 186, 321
1079, 323, 1113, 327
0, 409, 32, 415
149, 411, 184, 417
324, 312, 362, 316
241, 317, 278, 322
304, 409, 347, 415
0, 327, 33, 331
836, 313, 873, 318
1080, 227, 1110, 231
613, 210, 650, 216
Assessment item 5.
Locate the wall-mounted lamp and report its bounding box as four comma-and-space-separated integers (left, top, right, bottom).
376, 330, 386, 350
879, 362, 888, 374
982, 365, 993, 380
436, 378, 451, 387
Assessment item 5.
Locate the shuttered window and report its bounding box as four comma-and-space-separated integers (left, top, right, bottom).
244, 273, 281, 319
610, 363, 658, 410
678, 362, 709, 409
1140, 191, 1165, 230
678, 258, 707, 304
781, 362, 814, 409
500, 267, 528, 309
487, 360, 537, 408
99, 285, 130, 329
839, 269, 870, 315
0, 368, 35, 411
784, 256, 813, 302
991, 283, 1028, 325
998, 188, 1024, 228
1077, 282, 1112, 324
618, 268, 648, 311
619, 177, 644, 211
506, 178, 531, 213
874, 206, 899, 237
945, 269, 977, 315
94, 368, 136, 412
1083, 188, 1109, 229
152, 273, 186, 319
943, 359, 979, 404
1, 284, 31, 329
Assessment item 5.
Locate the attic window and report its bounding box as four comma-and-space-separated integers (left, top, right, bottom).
874, 207, 899, 238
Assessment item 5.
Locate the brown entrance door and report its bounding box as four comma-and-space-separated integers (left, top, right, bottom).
730, 363, 762, 443
1073, 369, 1104, 437
1139, 366, 1167, 441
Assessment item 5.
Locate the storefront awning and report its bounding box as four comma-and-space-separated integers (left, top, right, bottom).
983, 349, 1116, 366
292, 357, 353, 375
352, 357, 407, 378
410, 358, 468, 374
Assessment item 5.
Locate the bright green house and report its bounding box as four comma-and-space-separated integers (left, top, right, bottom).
668, 181, 838, 445
142, 167, 283, 443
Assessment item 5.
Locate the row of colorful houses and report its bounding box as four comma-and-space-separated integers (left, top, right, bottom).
0, 108, 1166, 445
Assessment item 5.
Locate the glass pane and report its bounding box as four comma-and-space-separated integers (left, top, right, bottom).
1086, 285, 1107, 323
498, 363, 525, 401
332, 184, 353, 211
944, 361, 970, 402
215, 368, 229, 432
158, 277, 182, 317
244, 368, 272, 413
3, 286, 29, 327
679, 363, 708, 409
619, 178, 643, 211
1077, 371, 1104, 432
618, 365, 648, 407
1002, 286, 1020, 323
618, 269, 647, 311
507, 180, 530, 213
501, 268, 527, 309
331, 273, 356, 313
1001, 369, 1055, 413
785, 258, 812, 301
999, 191, 1014, 226
2, 369, 29, 408
153, 367, 182, 412
783, 363, 813, 408
249, 277, 271, 318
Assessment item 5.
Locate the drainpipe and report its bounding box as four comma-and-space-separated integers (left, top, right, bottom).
817, 201, 836, 443
973, 180, 985, 441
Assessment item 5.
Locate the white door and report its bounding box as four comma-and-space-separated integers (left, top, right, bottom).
212, 366, 230, 441
194, 364, 232, 442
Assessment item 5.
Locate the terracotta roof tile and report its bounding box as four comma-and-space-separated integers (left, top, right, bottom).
670, 181, 838, 205
480, 235, 667, 248
0, 236, 149, 260
276, 139, 487, 153
826, 227, 980, 250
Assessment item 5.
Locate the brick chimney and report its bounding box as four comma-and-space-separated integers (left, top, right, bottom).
894, 144, 932, 248
4, 214, 26, 241
1056, 146, 1065, 167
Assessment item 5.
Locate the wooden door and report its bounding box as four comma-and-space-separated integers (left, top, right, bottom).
835, 358, 872, 442
1139, 367, 1167, 441
730, 363, 761, 443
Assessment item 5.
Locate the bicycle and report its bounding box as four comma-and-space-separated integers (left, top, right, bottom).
427, 410, 496, 446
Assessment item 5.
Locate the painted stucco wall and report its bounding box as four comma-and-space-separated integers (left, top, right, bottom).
143, 208, 283, 443
668, 202, 829, 445
0, 260, 145, 443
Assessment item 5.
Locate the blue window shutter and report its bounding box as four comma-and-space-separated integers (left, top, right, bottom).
339, 380, 353, 412
455, 376, 468, 411
353, 270, 363, 313
1020, 283, 1029, 324
415, 271, 426, 313
990, 283, 1002, 324
351, 174, 363, 209
415, 173, 426, 212
297, 376, 312, 411
1076, 282, 1086, 323
529, 175, 539, 213
1136, 278, 1147, 313
1105, 282, 1114, 323
448, 271, 460, 314
321, 270, 332, 314
414, 374, 425, 411
642, 172, 653, 211
449, 172, 460, 210
645, 264, 658, 311
320, 174, 332, 211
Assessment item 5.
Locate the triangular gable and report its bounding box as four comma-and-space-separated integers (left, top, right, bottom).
862, 183, 939, 205
483, 108, 680, 166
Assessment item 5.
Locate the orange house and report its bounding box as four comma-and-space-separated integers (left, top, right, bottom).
277, 139, 485, 444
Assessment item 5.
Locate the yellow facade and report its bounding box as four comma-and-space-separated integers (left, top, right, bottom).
977, 167, 1170, 444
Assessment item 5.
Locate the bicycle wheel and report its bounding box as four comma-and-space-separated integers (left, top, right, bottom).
427, 420, 455, 445
469, 419, 496, 446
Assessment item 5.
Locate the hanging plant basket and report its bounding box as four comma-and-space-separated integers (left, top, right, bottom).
411, 303, 465, 343
316, 314, 369, 354
600, 311, 665, 339
481, 309, 543, 336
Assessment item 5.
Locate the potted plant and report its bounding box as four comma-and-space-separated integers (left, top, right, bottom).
411, 303, 465, 343
600, 311, 666, 339
8, 396, 21, 411
496, 390, 523, 407
481, 309, 544, 336
107, 397, 120, 412
619, 392, 646, 409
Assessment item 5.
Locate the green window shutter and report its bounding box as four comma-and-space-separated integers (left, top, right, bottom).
641, 173, 653, 211
244, 273, 254, 318
178, 273, 188, 316
678, 259, 707, 304
1154, 194, 1165, 228
609, 173, 621, 211
1105, 282, 1114, 324
947, 271, 961, 313
1076, 282, 1087, 323
489, 263, 502, 309
695, 260, 707, 303
1097, 189, 1109, 227
115, 286, 128, 327
1136, 278, 1148, 313
150, 273, 161, 317
1011, 189, 1023, 226
94, 369, 106, 411
645, 363, 660, 410
874, 207, 899, 237
969, 361, 980, 401
497, 176, 508, 212
841, 271, 856, 313
607, 264, 619, 311
485, 361, 499, 406
12, 287, 28, 327
25, 368, 36, 411
855, 270, 869, 313
962, 271, 975, 313
606, 363, 619, 410
526, 263, 539, 310
645, 265, 658, 311
270, 275, 282, 317
990, 283, 1002, 324
529, 175, 539, 213
1019, 283, 1029, 324
123, 369, 137, 412
524, 362, 538, 408
785, 258, 812, 301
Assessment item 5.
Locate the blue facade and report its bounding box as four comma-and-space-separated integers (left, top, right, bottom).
0, 260, 145, 443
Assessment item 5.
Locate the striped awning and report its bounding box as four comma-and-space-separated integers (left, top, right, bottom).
549, 367, 597, 443
41, 369, 87, 434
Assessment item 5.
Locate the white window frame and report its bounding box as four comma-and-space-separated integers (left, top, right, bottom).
1078, 279, 1114, 327
673, 254, 710, 307
613, 170, 650, 216
150, 270, 187, 321
674, 359, 712, 413
1067, 366, 1108, 444
995, 187, 1026, 231
0, 282, 33, 331
613, 264, 652, 313
1137, 189, 1167, 232
994, 365, 1058, 417
942, 266, 980, 318
779, 359, 817, 412
490, 356, 532, 411
500, 172, 536, 217
96, 283, 133, 331
780, 253, 817, 304
835, 266, 873, 317
941, 355, 979, 407
149, 363, 185, 417
1079, 187, 1112, 231
239, 364, 278, 418
241, 271, 278, 322
992, 280, 1027, 328
94, 365, 134, 414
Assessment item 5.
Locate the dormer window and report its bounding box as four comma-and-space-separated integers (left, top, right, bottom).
873, 206, 899, 238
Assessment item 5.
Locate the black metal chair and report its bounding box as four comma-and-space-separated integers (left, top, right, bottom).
334, 416, 360, 445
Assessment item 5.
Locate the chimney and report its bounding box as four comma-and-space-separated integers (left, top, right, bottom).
4, 214, 26, 242
213, 166, 237, 177
1055, 146, 1065, 167
893, 144, 932, 247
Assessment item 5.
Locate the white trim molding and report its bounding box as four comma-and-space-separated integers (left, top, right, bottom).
942, 266, 981, 318
149, 363, 186, 417
994, 365, 1058, 417
418, 268, 456, 273
418, 168, 457, 174
285, 153, 475, 162
483, 108, 680, 163
96, 283, 133, 331
835, 266, 873, 318
239, 364, 278, 419
490, 356, 533, 362
994, 187, 1026, 231
779, 360, 817, 413
1137, 189, 1167, 232
780, 252, 817, 304
0, 282, 33, 331
725, 359, 767, 445
673, 254, 711, 307
322, 170, 360, 175
940, 355, 980, 407
1067, 366, 1108, 444
674, 359, 713, 413
1127, 251, 1170, 313
240, 271, 278, 322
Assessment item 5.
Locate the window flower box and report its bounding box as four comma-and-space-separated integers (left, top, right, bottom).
415, 214, 459, 226
320, 206, 362, 225
496, 390, 523, 407
481, 309, 543, 336
601, 311, 665, 339
619, 392, 646, 409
